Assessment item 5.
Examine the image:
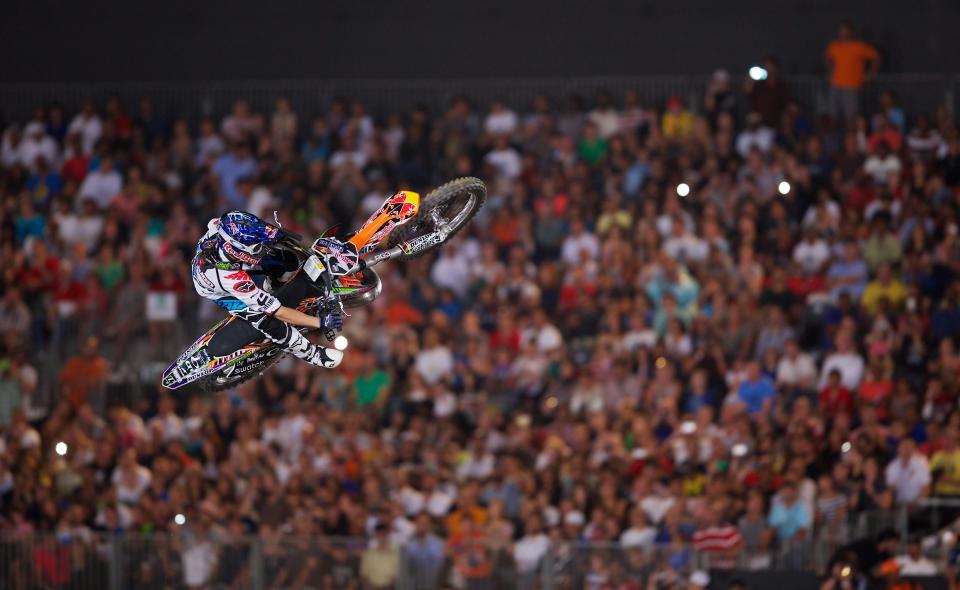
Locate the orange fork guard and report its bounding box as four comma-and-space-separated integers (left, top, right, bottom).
347, 190, 420, 252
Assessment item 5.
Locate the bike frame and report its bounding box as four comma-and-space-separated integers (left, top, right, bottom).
161, 191, 423, 390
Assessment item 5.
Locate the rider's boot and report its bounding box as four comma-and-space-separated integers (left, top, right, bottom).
284, 329, 343, 368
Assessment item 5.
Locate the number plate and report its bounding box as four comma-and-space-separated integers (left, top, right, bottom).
303, 255, 325, 282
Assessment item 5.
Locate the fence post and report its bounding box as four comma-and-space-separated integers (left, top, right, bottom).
108, 534, 122, 590
897, 504, 909, 542
251, 536, 265, 590
541, 543, 555, 590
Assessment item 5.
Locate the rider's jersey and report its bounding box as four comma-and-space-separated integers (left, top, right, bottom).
192, 218, 282, 315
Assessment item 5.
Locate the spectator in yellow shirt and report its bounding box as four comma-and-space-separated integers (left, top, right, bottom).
661, 95, 694, 140
861, 264, 907, 315
931, 430, 960, 497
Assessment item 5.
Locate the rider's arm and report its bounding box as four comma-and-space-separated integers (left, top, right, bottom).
274, 306, 322, 330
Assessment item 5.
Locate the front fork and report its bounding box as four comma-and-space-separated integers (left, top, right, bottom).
346, 221, 451, 274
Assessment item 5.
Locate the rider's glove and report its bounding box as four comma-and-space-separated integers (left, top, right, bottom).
320, 310, 343, 332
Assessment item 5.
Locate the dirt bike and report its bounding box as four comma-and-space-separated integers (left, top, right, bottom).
161, 177, 486, 393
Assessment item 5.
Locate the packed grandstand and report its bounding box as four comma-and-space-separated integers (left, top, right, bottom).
1, 62, 960, 589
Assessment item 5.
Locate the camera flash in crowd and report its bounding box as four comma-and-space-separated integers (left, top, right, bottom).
55, 442, 68, 456
676, 183, 690, 197
778, 181, 791, 195
680, 421, 697, 435
748, 66, 768, 81
841, 441, 852, 453
333, 335, 349, 351
174, 514, 186, 526
943, 531, 956, 546
732, 443, 748, 458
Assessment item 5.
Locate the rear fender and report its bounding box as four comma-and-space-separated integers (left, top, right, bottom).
161, 318, 270, 390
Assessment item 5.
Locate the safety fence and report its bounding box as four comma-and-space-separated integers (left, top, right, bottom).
0, 74, 956, 125
0, 518, 955, 590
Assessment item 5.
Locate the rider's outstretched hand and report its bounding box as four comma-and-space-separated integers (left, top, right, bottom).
320, 310, 343, 332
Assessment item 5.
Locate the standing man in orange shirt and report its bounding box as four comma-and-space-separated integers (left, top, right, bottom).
825, 21, 880, 123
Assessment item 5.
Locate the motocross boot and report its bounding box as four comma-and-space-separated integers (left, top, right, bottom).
284, 329, 343, 368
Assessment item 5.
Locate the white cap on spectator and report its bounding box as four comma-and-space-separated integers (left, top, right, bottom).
543, 505, 560, 527
690, 570, 710, 587
563, 510, 585, 527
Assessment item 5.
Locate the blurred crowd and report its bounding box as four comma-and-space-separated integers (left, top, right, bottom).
3, 25, 960, 590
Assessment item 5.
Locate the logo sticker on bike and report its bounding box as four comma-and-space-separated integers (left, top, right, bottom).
400, 232, 444, 255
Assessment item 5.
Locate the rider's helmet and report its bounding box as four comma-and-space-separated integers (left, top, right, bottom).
216, 211, 279, 265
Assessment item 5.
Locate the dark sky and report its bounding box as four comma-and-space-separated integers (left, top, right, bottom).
1, 0, 957, 82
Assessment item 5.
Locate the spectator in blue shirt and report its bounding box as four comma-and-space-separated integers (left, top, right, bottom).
212, 142, 257, 209
768, 482, 812, 542
826, 241, 869, 300
404, 513, 445, 589
737, 361, 776, 415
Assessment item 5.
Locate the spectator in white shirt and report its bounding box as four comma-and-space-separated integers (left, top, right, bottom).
776, 339, 817, 393
430, 243, 472, 299
78, 156, 123, 210
67, 100, 103, 154
818, 331, 865, 390
112, 448, 152, 504
17, 122, 59, 171
620, 506, 657, 548
147, 395, 184, 443
484, 99, 518, 136
894, 538, 938, 575
414, 329, 454, 385
792, 228, 830, 274
513, 516, 550, 575
195, 117, 226, 167
561, 219, 600, 266
1, 127, 22, 168
863, 141, 902, 185
885, 438, 930, 504
524, 308, 563, 353
735, 112, 775, 157
587, 92, 622, 139
663, 215, 708, 263
484, 134, 522, 181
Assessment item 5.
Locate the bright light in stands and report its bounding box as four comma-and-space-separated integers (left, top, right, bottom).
55, 442, 68, 456
680, 421, 697, 435
676, 183, 690, 197
732, 443, 748, 457
748, 66, 768, 81
334, 335, 349, 350
778, 181, 791, 195
841, 441, 852, 453
174, 514, 186, 526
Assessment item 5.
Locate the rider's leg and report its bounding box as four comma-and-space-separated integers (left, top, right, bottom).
240, 310, 343, 369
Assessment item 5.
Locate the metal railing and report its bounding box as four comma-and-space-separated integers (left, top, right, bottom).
1, 74, 956, 124
0, 528, 952, 590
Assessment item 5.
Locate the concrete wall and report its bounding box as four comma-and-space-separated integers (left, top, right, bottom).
2, 0, 958, 83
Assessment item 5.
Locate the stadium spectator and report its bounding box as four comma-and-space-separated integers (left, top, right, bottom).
825, 21, 880, 121
1, 71, 960, 587
885, 439, 931, 505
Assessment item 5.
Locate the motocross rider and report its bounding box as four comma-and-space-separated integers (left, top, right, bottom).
192, 211, 344, 368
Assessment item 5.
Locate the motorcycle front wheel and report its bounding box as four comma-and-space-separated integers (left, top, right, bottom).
385, 176, 486, 260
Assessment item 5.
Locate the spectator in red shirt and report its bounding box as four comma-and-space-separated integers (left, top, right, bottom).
819, 369, 855, 418
692, 500, 743, 569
